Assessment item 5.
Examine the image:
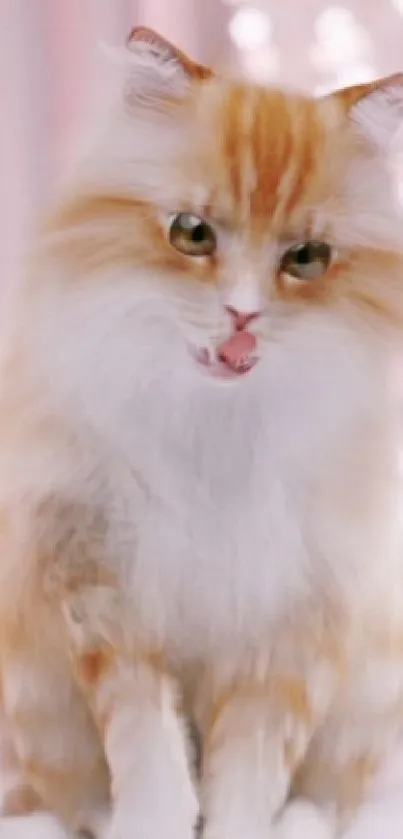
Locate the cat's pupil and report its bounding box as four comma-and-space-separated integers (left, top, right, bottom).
295, 242, 328, 264
191, 223, 207, 243
296, 244, 312, 264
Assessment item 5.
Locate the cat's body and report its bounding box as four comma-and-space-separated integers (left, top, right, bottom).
1, 26, 403, 839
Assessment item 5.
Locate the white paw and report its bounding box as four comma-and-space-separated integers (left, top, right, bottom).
80, 807, 111, 839
274, 799, 335, 839
342, 795, 403, 839
0, 813, 73, 839
106, 808, 197, 839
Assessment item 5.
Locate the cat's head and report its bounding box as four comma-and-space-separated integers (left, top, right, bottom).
44, 28, 403, 395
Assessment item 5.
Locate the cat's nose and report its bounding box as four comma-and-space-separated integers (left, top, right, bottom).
225, 305, 260, 332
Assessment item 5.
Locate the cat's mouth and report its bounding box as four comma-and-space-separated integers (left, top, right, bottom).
191, 331, 258, 379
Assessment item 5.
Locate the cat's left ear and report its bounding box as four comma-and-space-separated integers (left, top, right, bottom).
124, 27, 212, 110
333, 73, 403, 150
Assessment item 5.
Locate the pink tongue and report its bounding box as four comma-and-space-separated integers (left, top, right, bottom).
217, 330, 257, 373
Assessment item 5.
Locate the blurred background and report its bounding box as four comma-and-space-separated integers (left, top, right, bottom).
3, 0, 403, 290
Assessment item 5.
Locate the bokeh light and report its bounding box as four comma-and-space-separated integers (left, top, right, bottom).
311, 6, 372, 72
241, 45, 279, 82
228, 7, 271, 51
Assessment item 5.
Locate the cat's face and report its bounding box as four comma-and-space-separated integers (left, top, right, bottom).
46, 29, 403, 401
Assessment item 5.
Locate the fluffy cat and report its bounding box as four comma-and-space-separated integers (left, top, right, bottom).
1, 24, 403, 839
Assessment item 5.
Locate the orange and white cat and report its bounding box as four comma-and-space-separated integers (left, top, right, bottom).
2, 25, 403, 839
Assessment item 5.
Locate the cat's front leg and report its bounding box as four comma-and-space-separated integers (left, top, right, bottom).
102, 663, 198, 839
274, 799, 335, 839
201, 668, 338, 839
64, 591, 199, 839
0, 681, 42, 818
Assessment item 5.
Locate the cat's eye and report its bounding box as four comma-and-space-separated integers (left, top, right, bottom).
169, 213, 217, 257
279, 241, 332, 281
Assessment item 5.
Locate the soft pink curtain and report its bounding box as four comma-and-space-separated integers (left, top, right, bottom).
1, 1, 126, 290
1, 0, 209, 293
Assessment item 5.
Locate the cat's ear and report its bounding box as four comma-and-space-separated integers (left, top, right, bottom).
124, 27, 212, 110
332, 73, 403, 150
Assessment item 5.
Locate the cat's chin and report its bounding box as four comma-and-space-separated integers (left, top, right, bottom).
190, 344, 258, 381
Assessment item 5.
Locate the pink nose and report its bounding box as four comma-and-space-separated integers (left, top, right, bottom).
225, 305, 260, 332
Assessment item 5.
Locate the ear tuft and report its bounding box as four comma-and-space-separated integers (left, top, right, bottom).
126, 26, 212, 83
334, 73, 403, 150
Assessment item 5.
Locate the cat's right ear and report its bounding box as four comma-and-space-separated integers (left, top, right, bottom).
124, 27, 212, 111
332, 74, 403, 152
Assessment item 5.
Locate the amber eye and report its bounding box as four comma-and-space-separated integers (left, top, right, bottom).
169, 213, 216, 257
279, 241, 332, 281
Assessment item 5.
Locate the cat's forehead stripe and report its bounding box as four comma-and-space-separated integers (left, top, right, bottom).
219, 85, 323, 229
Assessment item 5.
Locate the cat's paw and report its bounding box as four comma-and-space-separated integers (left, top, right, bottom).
342, 795, 403, 839
0, 813, 73, 839
273, 799, 335, 839
79, 806, 111, 839
106, 807, 197, 839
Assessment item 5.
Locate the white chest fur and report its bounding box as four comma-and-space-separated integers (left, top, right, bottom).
35, 278, 403, 669
105, 372, 401, 671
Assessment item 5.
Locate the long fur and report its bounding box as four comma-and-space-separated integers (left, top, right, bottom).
2, 26, 403, 839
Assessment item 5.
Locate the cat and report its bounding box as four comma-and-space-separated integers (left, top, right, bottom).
2, 23, 403, 839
